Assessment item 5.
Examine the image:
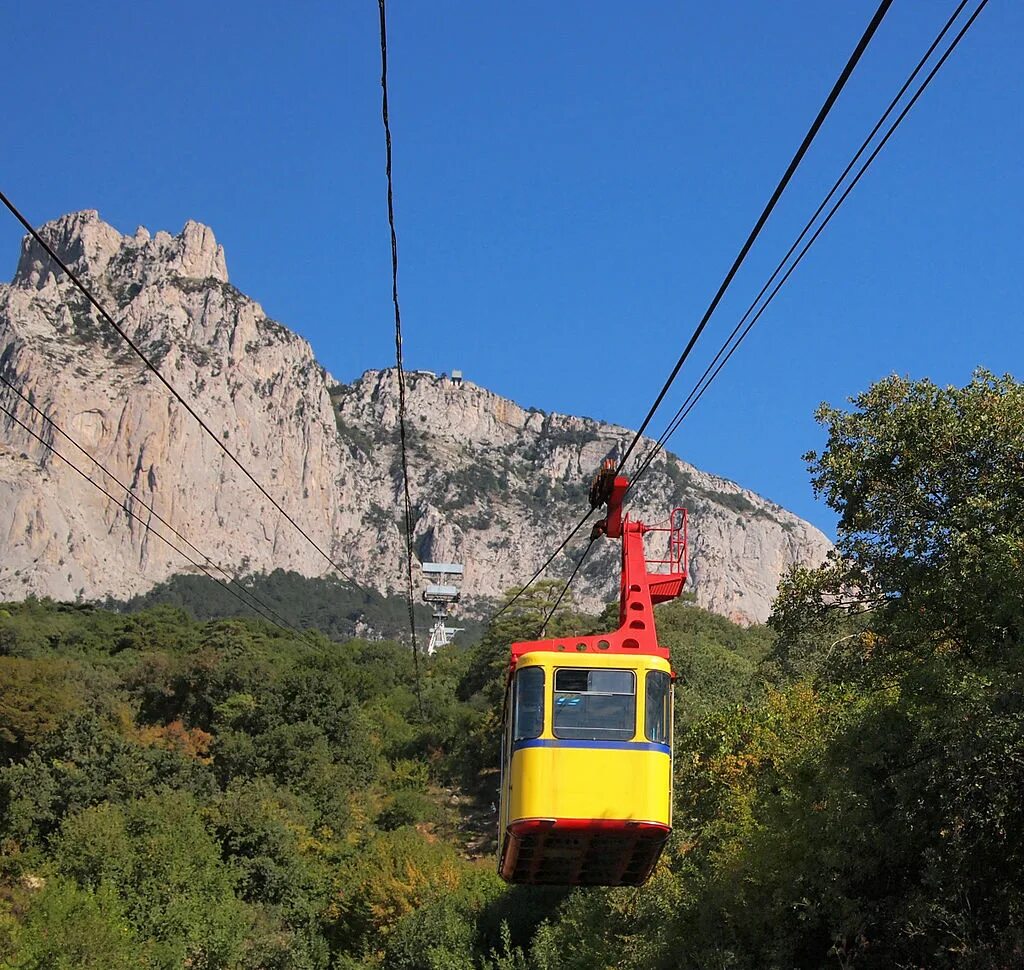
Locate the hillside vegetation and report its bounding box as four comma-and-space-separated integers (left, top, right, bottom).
0, 589, 767, 969
0, 370, 1021, 968
111, 569, 471, 644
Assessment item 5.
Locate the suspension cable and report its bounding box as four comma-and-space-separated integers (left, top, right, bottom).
487, 2, 895, 623
0, 374, 304, 635
628, 0, 989, 492
0, 190, 359, 588
614, 0, 895, 475
0, 398, 300, 637
378, 0, 424, 717
489, 507, 598, 624
537, 534, 599, 637
631, 0, 971, 488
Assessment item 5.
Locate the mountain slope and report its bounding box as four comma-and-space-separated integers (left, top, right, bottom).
0, 211, 830, 624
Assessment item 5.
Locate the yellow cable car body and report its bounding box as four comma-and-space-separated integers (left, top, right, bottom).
498, 468, 688, 886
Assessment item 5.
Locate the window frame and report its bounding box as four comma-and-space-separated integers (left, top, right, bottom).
552, 666, 637, 741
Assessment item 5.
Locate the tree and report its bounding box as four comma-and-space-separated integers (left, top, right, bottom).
0, 658, 83, 761
773, 370, 1024, 661
325, 828, 498, 959
54, 792, 251, 969
3, 878, 146, 970
747, 371, 1024, 965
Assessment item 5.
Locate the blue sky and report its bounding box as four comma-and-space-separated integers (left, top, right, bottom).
2, 1, 1020, 536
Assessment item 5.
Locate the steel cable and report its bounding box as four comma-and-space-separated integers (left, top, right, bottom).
378, 0, 424, 717
537, 534, 599, 637
0, 397, 300, 637
489, 507, 598, 624
629, 0, 990, 492
0, 373, 304, 635
614, 0, 895, 476
486, 2, 896, 623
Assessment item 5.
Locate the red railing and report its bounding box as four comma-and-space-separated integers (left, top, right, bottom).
641, 508, 688, 577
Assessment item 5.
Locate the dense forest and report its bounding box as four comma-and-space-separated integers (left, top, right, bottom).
1, 370, 1022, 968
112, 570, 472, 645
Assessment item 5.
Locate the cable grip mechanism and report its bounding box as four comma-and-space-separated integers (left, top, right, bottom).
589, 459, 629, 540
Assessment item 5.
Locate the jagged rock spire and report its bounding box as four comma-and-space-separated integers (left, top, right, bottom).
14, 210, 228, 290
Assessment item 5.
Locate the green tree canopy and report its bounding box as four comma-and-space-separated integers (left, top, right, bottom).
773, 370, 1024, 667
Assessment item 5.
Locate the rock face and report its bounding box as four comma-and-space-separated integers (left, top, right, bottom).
0, 211, 830, 625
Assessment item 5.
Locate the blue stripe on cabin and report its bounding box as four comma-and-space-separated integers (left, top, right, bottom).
511, 738, 671, 755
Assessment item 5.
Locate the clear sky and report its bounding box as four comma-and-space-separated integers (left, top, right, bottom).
2, 1, 1020, 537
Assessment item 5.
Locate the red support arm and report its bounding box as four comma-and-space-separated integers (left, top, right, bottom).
510, 475, 688, 665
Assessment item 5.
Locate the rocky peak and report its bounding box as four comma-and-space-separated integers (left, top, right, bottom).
15, 209, 122, 288
13, 210, 229, 291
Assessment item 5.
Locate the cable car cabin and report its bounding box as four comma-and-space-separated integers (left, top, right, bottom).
498, 652, 674, 886
498, 469, 688, 887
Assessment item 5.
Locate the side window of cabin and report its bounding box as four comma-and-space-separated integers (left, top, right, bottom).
553, 668, 635, 741
645, 670, 672, 745
513, 667, 545, 741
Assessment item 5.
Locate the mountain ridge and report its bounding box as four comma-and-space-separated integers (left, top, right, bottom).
0, 211, 830, 625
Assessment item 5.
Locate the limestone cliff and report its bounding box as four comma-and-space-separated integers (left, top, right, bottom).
0, 211, 830, 625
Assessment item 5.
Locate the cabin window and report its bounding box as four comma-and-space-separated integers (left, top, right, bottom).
645, 670, 671, 745
513, 666, 545, 741
553, 668, 635, 741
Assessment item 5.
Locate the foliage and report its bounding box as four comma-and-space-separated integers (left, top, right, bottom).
777, 370, 1024, 661
2, 878, 145, 970
114, 568, 435, 643
4, 370, 1023, 968
54, 793, 251, 969
0, 657, 84, 761
327, 828, 498, 958
699, 370, 1024, 967
657, 599, 774, 724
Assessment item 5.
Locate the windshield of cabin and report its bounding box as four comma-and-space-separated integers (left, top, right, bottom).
553, 668, 635, 741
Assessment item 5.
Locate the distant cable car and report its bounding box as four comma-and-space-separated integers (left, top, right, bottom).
498, 465, 688, 886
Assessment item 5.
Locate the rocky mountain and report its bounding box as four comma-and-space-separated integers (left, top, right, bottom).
0, 211, 830, 625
